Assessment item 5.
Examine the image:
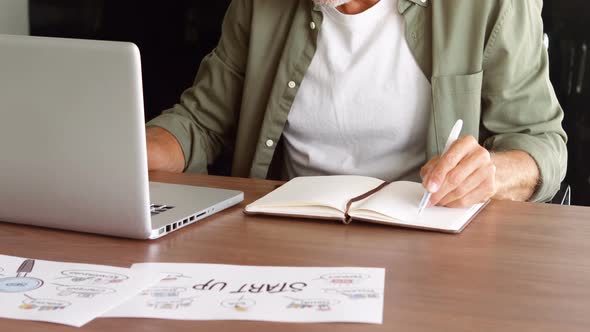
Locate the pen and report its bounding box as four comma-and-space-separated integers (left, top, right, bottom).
418, 119, 463, 215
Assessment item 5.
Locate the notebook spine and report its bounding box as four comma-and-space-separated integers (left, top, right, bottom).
343, 182, 391, 225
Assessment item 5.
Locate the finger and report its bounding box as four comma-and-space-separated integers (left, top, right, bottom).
438, 163, 496, 206
444, 187, 491, 208
420, 157, 440, 182
430, 147, 492, 206
425, 136, 479, 193
446, 166, 496, 208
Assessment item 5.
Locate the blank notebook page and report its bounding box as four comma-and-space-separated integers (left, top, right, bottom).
350, 181, 484, 231
247, 176, 384, 212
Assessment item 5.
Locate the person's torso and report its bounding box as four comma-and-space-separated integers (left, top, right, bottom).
282, 0, 431, 182
230, 0, 505, 179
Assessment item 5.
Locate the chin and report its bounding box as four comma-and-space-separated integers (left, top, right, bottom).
312, 0, 354, 8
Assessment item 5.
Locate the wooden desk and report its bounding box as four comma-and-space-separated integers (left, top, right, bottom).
1, 172, 589, 332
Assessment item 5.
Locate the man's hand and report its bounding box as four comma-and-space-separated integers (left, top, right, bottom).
146, 127, 185, 173
420, 136, 540, 208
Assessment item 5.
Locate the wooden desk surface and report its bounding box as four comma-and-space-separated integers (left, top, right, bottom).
1, 172, 589, 332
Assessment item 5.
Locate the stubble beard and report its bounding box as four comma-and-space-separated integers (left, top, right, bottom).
311, 0, 354, 8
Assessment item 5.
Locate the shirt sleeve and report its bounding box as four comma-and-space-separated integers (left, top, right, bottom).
480, 0, 568, 202
146, 0, 251, 173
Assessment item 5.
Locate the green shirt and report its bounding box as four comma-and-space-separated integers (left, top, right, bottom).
148, 0, 567, 202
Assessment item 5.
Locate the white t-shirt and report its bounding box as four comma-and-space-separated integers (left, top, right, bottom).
282, 0, 432, 182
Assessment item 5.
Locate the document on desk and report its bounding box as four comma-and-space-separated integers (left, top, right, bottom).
104, 263, 386, 324
0, 254, 161, 327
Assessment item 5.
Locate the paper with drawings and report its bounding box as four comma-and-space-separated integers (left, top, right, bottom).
104, 263, 385, 324
0, 254, 161, 327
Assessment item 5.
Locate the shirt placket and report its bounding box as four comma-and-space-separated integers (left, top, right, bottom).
249, 5, 324, 179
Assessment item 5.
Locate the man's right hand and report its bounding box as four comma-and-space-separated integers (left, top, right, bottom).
146, 127, 185, 173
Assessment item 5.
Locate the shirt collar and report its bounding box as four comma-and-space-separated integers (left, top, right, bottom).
398, 0, 429, 14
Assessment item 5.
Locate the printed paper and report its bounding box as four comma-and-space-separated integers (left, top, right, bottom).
105, 263, 385, 324
0, 255, 161, 327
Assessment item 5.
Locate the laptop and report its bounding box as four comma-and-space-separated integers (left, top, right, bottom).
0, 34, 244, 239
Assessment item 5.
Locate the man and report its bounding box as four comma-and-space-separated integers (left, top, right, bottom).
146, 0, 567, 207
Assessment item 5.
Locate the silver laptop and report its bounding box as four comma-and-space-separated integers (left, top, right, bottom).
0, 34, 243, 239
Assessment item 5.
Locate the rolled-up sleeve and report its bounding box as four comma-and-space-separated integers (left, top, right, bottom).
481, 0, 567, 202
147, 0, 251, 173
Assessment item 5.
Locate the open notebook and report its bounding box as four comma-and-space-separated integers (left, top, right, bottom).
244, 176, 487, 234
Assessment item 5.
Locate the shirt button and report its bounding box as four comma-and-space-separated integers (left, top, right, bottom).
266, 139, 274, 148
310, 22, 316, 30
288, 81, 297, 89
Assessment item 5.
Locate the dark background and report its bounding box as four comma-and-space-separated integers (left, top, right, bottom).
30, 0, 231, 122
28, 0, 590, 205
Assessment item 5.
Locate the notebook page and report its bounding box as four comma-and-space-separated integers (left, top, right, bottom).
246, 176, 384, 213
350, 181, 483, 232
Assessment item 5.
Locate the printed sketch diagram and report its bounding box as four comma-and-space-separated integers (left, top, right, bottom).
0, 259, 44, 293
19, 294, 71, 312
101, 264, 385, 324
160, 272, 191, 282
53, 284, 116, 298
221, 296, 256, 312
147, 297, 196, 310
285, 297, 340, 312
141, 286, 187, 298
324, 288, 380, 300
142, 286, 196, 310
317, 273, 371, 287
55, 270, 129, 285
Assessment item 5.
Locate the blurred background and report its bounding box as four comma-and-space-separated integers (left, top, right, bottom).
0, 0, 588, 205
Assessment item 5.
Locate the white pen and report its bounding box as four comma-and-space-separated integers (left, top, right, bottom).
418, 119, 464, 215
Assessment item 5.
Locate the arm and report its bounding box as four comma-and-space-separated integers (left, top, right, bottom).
147, 0, 252, 173
479, 0, 567, 202
422, 0, 566, 207
146, 127, 185, 173
491, 150, 540, 201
